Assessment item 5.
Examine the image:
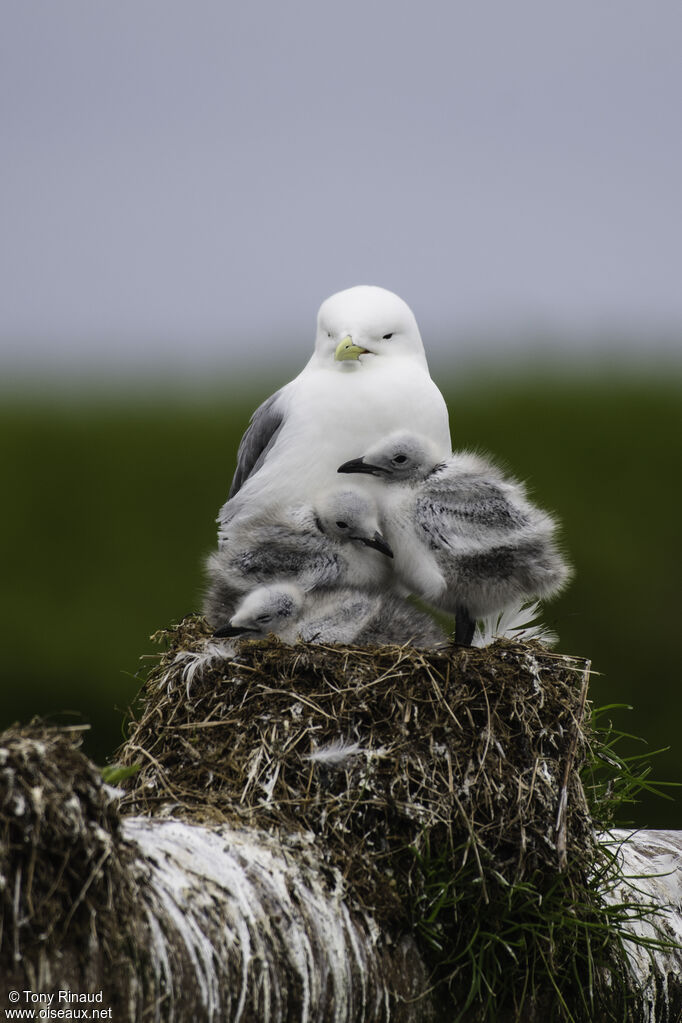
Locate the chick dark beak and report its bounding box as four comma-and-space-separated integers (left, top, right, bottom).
337, 458, 386, 476
360, 531, 394, 558
213, 624, 258, 638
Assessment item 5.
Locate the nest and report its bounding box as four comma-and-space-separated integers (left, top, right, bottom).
120, 618, 593, 927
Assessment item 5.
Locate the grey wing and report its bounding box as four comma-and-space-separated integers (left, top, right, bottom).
228, 387, 288, 499
416, 473, 533, 549
231, 532, 340, 592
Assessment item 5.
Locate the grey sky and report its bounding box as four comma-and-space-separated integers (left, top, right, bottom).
2, 0, 681, 376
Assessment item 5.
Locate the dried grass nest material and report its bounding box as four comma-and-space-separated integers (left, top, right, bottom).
121, 616, 593, 923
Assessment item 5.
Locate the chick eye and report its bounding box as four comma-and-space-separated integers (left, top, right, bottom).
382, 333, 393, 340
336, 520, 349, 529
393, 455, 407, 464
327, 331, 333, 339
256, 614, 272, 624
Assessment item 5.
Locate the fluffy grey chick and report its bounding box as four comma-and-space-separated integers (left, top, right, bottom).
339, 432, 571, 645
215, 581, 446, 649
204, 485, 394, 630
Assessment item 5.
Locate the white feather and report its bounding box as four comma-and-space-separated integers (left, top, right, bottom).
306, 739, 364, 767
160, 641, 237, 697
473, 600, 559, 648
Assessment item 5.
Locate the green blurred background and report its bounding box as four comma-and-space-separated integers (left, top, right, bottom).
2, 367, 680, 826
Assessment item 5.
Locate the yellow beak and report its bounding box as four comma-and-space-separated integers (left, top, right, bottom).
335, 336, 369, 361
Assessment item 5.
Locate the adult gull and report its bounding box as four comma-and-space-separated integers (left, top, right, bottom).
218, 286, 451, 540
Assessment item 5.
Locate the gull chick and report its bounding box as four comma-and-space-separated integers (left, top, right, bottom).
215, 582, 447, 649
339, 432, 571, 645
204, 486, 394, 630
218, 285, 451, 538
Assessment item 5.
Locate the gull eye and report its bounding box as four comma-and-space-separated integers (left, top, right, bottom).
393, 454, 407, 464
382, 333, 393, 340
256, 614, 272, 624
336, 520, 349, 529
327, 331, 333, 339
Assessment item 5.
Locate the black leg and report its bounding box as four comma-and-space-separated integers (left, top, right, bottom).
454, 606, 476, 646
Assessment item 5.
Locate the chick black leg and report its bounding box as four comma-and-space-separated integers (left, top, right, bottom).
454, 606, 476, 646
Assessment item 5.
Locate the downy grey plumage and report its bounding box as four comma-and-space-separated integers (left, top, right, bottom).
338, 431, 571, 644
203, 486, 393, 630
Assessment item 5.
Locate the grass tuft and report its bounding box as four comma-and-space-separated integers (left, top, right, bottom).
406, 705, 680, 1021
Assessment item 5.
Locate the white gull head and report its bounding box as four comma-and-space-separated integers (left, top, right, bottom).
311, 285, 428, 368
